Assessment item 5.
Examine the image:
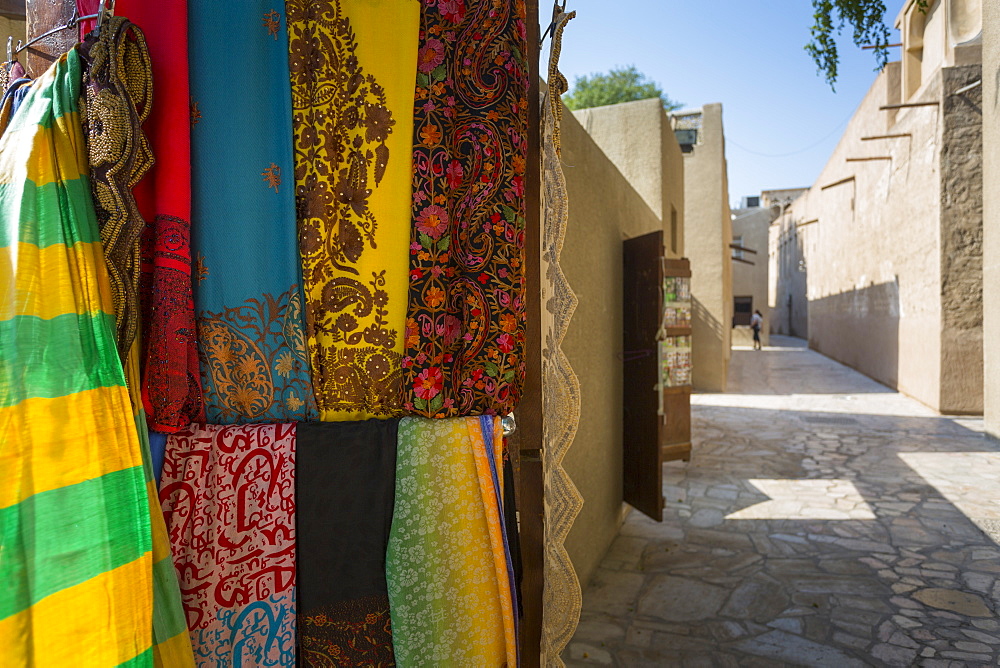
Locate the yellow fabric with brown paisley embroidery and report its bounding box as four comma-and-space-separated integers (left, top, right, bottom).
287, 0, 419, 421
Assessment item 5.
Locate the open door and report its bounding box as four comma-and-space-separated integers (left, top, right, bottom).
623, 231, 664, 521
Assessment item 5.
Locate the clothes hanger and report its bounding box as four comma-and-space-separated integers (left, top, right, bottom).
5, 36, 14, 74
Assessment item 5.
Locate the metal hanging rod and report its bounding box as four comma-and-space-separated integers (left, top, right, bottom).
11, 0, 114, 60
952, 79, 982, 95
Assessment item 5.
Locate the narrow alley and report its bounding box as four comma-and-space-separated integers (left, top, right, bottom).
565, 336, 1000, 667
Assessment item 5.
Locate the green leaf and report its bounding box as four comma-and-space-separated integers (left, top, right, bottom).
437, 235, 451, 251
429, 394, 444, 413
503, 369, 515, 382
417, 72, 430, 88
419, 232, 434, 250
414, 396, 428, 411
484, 361, 500, 378
805, 0, 895, 90
511, 45, 526, 69
501, 205, 517, 223
431, 64, 447, 82
516, 215, 526, 230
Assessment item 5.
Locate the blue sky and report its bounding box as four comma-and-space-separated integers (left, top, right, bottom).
547, 0, 908, 207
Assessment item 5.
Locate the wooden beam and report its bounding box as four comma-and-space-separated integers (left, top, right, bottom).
24, 0, 75, 77
879, 101, 940, 110
518, 0, 544, 665
796, 218, 819, 227
728, 243, 757, 255
732, 256, 755, 266
861, 133, 912, 141
846, 156, 892, 162
862, 42, 902, 49
821, 175, 855, 190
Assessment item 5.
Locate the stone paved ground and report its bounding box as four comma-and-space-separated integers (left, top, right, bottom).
564, 336, 1000, 667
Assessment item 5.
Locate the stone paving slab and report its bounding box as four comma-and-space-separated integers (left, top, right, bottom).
564, 336, 1000, 667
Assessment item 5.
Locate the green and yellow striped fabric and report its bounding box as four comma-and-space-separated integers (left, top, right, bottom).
0, 49, 155, 666
124, 344, 196, 668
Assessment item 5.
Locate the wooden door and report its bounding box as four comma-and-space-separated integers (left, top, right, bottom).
623, 231, 663, 521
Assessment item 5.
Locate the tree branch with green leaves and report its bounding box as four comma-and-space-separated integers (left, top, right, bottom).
563, 66, 681, 111
806, 0, 927, 89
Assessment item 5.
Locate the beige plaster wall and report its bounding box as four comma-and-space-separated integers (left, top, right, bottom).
731, 206, 773, 346
559, 104, 669, 589
983, 0, 999, 434
682, 103, 732, 391
799, 62, 943, 407
779, 57, 983, 413
767, 192, 810, 339
573, 97, 685, 257
896, 0, 982, 100
0, 17, 25, 51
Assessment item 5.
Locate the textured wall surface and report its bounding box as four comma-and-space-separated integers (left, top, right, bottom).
559, 104, 670, 590
939, 65, 984, 414
769, 204, 810, 339
682, 103, 732, 391
983, 2, 999, 434
573, 98, 686, 256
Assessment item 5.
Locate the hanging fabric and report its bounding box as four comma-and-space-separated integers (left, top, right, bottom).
386, 416, 517, 666
160, 424, 298, 667
80, 18, 197, 666
188, 0, 317, 424
0, 63, 31, 136
79, 0, 206, 432
400, 0, 530, 418
149, 429, 167, 484
286, 0, 419, 421
0, 48, 154, 666
295, 420, 398, 666
79, 14, 153, 362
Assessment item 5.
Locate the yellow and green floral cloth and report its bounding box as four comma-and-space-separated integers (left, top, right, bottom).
387, 416, 517, 666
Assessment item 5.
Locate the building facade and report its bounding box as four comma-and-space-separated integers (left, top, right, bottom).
731, 202, 776, 347
769, 0, 983, 413
673, 103, 733, 391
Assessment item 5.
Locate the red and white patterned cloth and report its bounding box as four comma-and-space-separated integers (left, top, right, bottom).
160, 423, 297, 667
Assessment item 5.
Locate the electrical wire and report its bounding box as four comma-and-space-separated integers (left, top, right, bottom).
725, 111, 854, 158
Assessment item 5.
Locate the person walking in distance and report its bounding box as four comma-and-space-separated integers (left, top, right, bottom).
750, 309, 763, 351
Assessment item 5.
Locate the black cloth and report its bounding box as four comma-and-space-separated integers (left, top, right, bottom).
296, 419, 399, 666
503, 456, 524, 619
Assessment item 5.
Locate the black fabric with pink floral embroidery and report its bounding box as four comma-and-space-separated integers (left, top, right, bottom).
401, 0, 530, 418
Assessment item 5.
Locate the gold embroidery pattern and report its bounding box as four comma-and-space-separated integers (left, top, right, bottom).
263, 10, 281, 39
80, 16, 154, 362
287, 0, 403, 417
197, 286, 318, 422
190, 97, 202, 126
195, 252, 209, 283
262, 163, 281, 192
